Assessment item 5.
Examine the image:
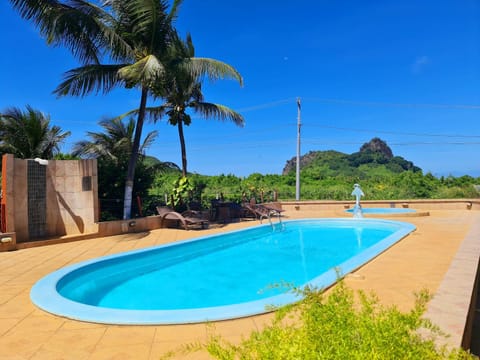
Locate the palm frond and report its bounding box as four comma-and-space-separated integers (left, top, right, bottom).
139, 130, 158, 153
11, 0, 95, 64
8, 0, 52, 21
54, 64, 126, 97
10, 0, 134, 63
72, 140, 114, 159
120, 0, 173, 53
0, 105, 70, 159
72, 116, 158, 160
167, 0, 184, 22
193, 102, 245, 127
116, 105, 167, 123
185, 58, 243, 86
117, 55, 165, 87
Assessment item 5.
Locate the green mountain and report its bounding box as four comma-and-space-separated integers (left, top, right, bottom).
282, 137, 421, 176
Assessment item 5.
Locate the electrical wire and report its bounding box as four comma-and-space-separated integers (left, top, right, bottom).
304, 124, 480, 138
303, 97, 480, 110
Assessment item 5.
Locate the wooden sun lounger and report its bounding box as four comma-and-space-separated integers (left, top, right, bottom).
156, 206, 209, 230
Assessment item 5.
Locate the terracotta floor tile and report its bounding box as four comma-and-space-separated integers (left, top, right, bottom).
0, 293, 19, 305
60, 319, 107, 331
0, 330, 56, 359
38, 327, 106, 355
0, 353, 27, 360
30, 347, 91, 360
154, 324, 207, 343
149, 341, 211, 360
10, 314, 64, 334
98, 326, 156, 347
0, 318, 20, 337
0, 299, 35, 319
89, 343, 152, 360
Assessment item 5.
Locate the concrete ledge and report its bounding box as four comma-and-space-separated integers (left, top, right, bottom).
97, 215, 162, 237
423, 213, 480, 349
16, 232, 99, 250
14, 215, 201, 249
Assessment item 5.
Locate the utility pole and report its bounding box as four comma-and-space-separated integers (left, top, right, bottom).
295, 97, 301, 201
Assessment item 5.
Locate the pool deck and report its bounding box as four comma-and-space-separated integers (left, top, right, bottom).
0, 209, 479, 359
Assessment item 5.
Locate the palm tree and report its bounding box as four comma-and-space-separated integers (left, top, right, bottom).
161, 76, 244, 177
125, 34, 244, 176
72, 117, 157, 162
9, 0, 180, 219
0, 105, 71, 159
72, 116, 179, 172
10, 0, 242, 218
72, 117, 179, 219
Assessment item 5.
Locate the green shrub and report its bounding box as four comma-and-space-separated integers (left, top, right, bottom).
165, 282, 477, 359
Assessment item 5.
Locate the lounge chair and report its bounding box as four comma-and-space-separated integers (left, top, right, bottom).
261, 202, 284, 217
241, 202, 284, 224
241, 202, 265, 221
156, 206, 209, 230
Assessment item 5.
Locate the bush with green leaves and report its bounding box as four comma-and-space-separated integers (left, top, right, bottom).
166, 282, 476, 360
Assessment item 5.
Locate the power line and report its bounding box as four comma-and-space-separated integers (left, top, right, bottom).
305, 124, 480, 138
303, 140, 480, 146
304, 97, 480, 110
390, 141, 480, 146
236, 98, 296, 112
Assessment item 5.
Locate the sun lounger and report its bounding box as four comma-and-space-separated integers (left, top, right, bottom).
242, 203, 267, 222
241, 203, 258, 219
241, 202, 284, 223
261, 202, 284, 218
156, 206, 209, 230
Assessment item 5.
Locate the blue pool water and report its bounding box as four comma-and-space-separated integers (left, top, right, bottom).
345, 208, 416, 214
31, 218, 415, 324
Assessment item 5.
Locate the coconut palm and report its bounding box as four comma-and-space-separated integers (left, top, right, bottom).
9, 0, 181, 219
72, 117, 157, 162
124, 34, 244, 176
73, 117, 179, 172
10, 0, 242, 218
72, 117, 179, 219
160, 77, 244, 177
0, 105, 71, 159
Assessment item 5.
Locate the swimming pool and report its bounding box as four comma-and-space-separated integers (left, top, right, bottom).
31, 218, 415, 324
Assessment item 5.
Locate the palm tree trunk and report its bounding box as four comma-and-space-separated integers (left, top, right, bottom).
177, 120, 188, 177
123, 87, 148, 219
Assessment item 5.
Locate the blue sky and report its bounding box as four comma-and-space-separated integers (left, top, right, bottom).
1, 1, 479, 177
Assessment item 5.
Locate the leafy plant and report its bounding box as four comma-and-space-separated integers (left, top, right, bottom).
168, 176, 194, 210
165, 282, 477, 359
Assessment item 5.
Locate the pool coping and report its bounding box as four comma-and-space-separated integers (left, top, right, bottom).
30, 218, 416, 325
423, 212, 480, 349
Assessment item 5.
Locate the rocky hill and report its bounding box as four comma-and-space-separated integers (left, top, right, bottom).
282, 137, 420, 175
